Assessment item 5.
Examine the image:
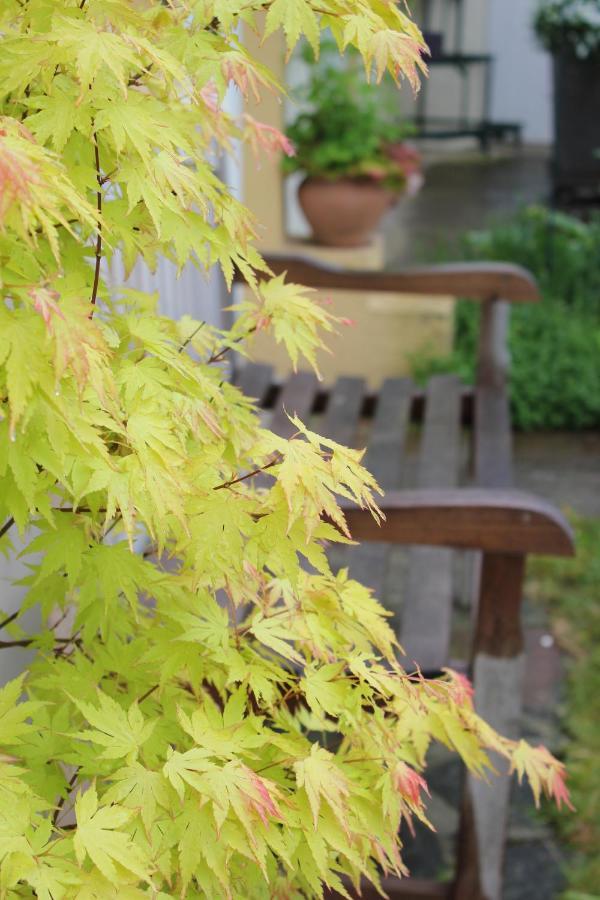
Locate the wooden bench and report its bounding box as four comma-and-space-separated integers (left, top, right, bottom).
233, 256, 574, 900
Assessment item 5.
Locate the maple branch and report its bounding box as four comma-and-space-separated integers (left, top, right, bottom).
0, 634, 81, 650
0, 517, 15, 540
52, 769, 80, 827
137, 683, 159, 704
98, 168, 117, 186
0, 638, 34, 649
213, 453, 282, 491
0, 610, 20, 631
206, 326, 256, 365
90, 128, 102, 313
178, 321, 205, 354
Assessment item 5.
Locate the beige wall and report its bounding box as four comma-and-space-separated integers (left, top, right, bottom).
240, 21, 455, 389
242, 22, 286, 250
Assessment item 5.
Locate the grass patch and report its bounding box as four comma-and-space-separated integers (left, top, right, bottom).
527, 516, 600, 896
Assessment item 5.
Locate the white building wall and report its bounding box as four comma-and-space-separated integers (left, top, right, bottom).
488, 0, 552, 143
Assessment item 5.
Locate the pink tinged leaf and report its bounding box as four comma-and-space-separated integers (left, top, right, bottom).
243, 115, 296, 158
392, 761, 429, 808
200, 82, 219, 113
0, 128, 41, 225
533, 744, 574, 811
255, 315, 271, 333
547, 763, 574, 811
242, 766, 283, 824
443, 668, 475, 706
28, 286, 65, 334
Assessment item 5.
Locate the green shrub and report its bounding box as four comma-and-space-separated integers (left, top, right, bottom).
412, 207, 600, 430
462, 206, 600, 316
528, 515, 600, 895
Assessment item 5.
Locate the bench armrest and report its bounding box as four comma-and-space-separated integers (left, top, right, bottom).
239, 254, 541, 304
341, 489, 574, 558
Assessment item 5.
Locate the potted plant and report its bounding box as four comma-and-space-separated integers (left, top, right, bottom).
534, 0, 600, 199
284, 42, 424, 247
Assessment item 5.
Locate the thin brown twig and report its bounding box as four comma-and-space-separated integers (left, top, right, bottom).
52, 769, 80, 827
206, 326, 256, 365
137, 683, 159, 704
178, 321, 205, 354
213, 453, 282, 491
0, 610, 20, 631
49, 608, 71, 633
0, 517, 15, 540
0, 635, 82, 650
89, 129, 102, 314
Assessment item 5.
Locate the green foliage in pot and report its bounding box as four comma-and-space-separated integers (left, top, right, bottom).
534, 0, 600, 60
284, 41, 423, 191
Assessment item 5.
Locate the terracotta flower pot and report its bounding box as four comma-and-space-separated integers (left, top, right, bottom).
298, 176, 398, 248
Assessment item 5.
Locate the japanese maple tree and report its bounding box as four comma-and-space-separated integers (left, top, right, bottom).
0, 1, 570, 897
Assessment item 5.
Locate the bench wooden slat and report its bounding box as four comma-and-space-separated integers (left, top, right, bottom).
475, 386, 512, 488
401, 375, 462, 672
364, 378, 414, 491
234, 362, 274, 405
321, 376, 366, 448
347, 378, 413, 599
270, 371, 319, 440
474, 300, 513, 489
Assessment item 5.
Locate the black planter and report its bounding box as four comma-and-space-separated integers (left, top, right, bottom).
552, 51, 600, 200
423, 30, 443, 61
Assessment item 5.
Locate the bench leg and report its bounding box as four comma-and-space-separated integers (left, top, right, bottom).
452, 553, 525, 900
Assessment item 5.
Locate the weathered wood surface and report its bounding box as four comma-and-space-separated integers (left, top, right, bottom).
233, 361, 273, 406
341, 489, 574, 557
336, 377, 413, 600
234, 255, 541, 303
452, 553, 528, 900
325, 876, 450, 899
269, 371, 319, 440
474, 300, 512, 488
401, 375, 462, 671
321, 376, 366, 449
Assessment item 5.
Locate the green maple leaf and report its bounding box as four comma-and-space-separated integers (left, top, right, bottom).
302, 663, 355, 719
70, 691, 156, 762
73, 784, 152, 885
23, 855, 82, 900
264, 0, 320, 54
250, 613, 304, 665
103, 763, 170, 833
0, 675, 43, 747
25, 514, 88, 588
294, 745, 350, 831
26, 80, 90, 152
